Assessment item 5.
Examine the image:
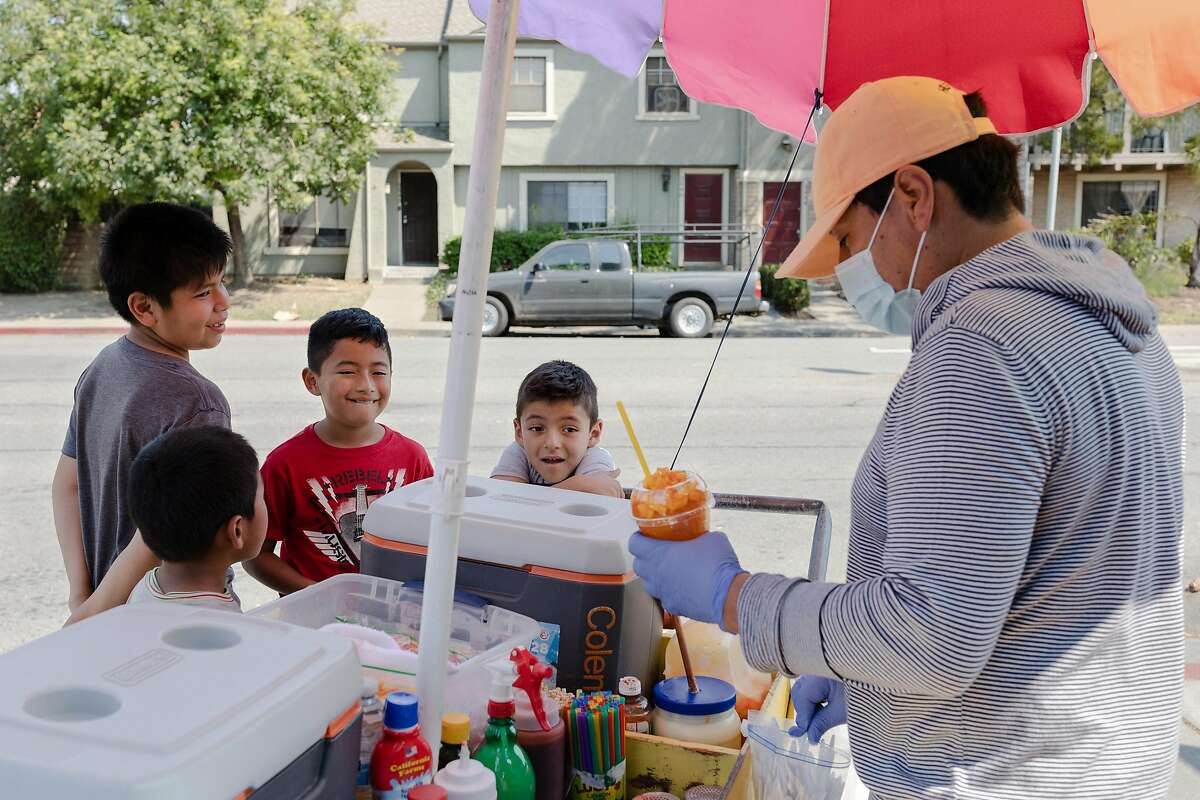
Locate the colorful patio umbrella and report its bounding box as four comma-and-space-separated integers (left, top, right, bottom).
470, 0, 1200, 140
414, 0, 1200, 741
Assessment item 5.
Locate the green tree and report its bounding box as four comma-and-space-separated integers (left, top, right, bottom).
1038, 60, 1200, 287
0, 0, 393, 285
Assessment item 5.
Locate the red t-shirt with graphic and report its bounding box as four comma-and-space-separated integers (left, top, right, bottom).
261, 424, 434, 582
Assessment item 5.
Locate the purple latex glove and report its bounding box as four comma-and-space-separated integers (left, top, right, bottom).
628, 530, 745, 627
789, 676, 846, 744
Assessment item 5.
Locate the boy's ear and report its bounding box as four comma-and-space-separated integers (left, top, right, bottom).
219, 515, 244, 552
513, 418, 523, 443
127, 292, 160, 328
302, 367, 321, 397
588, 418, 603, 447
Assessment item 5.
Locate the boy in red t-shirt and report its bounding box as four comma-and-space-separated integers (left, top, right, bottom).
245, 308, 433, 593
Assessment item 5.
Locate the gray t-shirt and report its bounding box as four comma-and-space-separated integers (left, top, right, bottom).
491, 442, 616, 486
63, 337, 231, 589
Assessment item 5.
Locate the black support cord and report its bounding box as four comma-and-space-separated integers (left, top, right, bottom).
670, 89, 823, 470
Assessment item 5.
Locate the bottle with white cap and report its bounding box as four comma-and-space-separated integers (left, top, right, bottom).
435, 743, 498, 800
618, 676, 651, 734
472, 662, 535, 800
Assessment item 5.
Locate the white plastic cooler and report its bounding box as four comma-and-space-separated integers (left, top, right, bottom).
360, 476, 663, 693
0, 603, 362, 799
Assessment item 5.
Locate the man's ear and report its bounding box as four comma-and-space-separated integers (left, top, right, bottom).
588, 419, 603, 447
302, 367, 321, 397
513, 418, 524, 444
127, 292, 160, 328
894, 165, 936, 235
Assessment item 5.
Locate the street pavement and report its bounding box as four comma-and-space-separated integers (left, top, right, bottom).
2, 323, 1198, 794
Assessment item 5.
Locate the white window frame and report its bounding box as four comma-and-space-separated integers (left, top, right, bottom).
637, 49, 699, 121
1073, 172, 1167, 245
265, 190, 351, 255
678, 168, 729, 265
517, 172, 615, 231
507, 48, 556, 122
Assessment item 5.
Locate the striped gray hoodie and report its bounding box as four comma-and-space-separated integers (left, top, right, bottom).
738, 231, 1184, 799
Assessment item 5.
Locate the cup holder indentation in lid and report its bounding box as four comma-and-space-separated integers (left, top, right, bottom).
161, 625, 242, 651
25, 687, 121, 722
465, 484, 487, 498
559, 503, 609, 518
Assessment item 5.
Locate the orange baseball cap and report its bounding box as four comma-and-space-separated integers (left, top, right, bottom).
777, 76, 998, 279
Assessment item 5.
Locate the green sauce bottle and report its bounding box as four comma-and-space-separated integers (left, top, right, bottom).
472, 663, 536, 800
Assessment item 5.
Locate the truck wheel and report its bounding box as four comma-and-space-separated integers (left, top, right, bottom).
667, 298, 714, 338
482, 296, 510, 337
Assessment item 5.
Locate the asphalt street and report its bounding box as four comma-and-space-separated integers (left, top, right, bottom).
2, 329, 1198, 794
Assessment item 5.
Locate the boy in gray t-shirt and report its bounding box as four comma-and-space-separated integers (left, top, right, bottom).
54, 203, 234, 621
491, 361, 621, 497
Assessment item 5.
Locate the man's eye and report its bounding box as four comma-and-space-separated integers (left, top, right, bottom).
195, 290, 211, 298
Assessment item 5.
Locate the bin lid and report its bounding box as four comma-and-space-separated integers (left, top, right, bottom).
363, 476, 636, 575
0, 603, 360, 799
653, 676, 736, 716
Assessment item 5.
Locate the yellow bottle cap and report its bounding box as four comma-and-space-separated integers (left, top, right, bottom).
441, 712, 470, 745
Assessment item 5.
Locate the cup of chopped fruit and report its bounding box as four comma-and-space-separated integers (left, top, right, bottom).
630, 468, 714, 541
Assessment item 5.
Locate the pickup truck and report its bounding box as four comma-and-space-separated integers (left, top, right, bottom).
437, 239, 766, 337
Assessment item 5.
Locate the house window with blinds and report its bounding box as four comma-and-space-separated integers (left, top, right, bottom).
510, 56, 548, 114
644, 57, 691, 115
527, 181, 607, 230
277, 194, 351, 248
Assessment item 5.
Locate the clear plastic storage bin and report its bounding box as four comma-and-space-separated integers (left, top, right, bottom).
250, 574, 539, 744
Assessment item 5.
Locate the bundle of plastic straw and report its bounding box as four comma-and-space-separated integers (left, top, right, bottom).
567, 691, 627, 797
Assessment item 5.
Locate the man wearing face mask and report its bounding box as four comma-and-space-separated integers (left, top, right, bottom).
629, 76, 1184, 798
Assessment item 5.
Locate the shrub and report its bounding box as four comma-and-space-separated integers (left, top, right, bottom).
440, 225, 565, 274
1080, 213, 1186, 298
629, 234, 673, 270
0, 193, 67, 293
759, 263, 810, 315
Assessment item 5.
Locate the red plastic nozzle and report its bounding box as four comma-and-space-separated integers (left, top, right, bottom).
510, 647, 553, 731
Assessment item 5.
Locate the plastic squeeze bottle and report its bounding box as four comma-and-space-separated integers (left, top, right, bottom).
436, 743, 498, 800
371, 691, 435, 799
359, 677, 386, 785
618, 676, 651, 734
511, 648, 566, 800
439, 712, 471, 771
472, 660, 536, 800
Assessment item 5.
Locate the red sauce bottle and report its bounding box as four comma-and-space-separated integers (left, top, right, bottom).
370, 691, 434, 799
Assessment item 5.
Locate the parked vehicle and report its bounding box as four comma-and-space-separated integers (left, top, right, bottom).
437, 239, 766, 337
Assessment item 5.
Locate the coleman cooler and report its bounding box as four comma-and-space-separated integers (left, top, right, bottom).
361, 476, 662, 693
0, 603, 362, 799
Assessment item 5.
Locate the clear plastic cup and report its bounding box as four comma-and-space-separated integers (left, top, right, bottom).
630, 470, 713, 541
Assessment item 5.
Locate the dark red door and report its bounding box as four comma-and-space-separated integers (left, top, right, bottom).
762, 182, 803, 265
400, 172, 438, 264
684, 173, 723, 263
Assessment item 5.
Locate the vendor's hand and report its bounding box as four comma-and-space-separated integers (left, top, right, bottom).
628, 530, 746, 626
789, 676, 846, 744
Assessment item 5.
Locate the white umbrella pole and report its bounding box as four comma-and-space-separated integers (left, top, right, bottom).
415, 0, 519, 745
1045, 126, 1063, 230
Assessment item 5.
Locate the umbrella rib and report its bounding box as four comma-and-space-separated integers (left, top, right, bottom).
670, 90, 823, 471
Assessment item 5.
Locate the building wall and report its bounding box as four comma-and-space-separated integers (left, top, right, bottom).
447, 40, 741, 168
392, 47, 442, 126
1029, 164, 1200, 248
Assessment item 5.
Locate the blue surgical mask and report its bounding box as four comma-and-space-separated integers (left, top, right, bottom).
835, 188, 927, 336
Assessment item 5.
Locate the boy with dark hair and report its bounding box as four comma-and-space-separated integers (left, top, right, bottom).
55, 202, 233, 621
125, 427, 266, 612
244, 308, 433, 593
491, 360, 622, 497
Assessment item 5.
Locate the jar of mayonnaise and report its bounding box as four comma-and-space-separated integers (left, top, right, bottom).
650, 676, 742, 749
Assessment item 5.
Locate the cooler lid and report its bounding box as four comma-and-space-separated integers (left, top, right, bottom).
363, 476, 636, 575
0, 603, 360, 798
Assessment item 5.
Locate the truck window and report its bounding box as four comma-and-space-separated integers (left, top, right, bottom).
597, 242, 624, 271
541, 244, 591, 271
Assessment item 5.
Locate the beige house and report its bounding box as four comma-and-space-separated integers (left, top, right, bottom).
1027, 111, 1200, 249
230, 0, 814, 281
